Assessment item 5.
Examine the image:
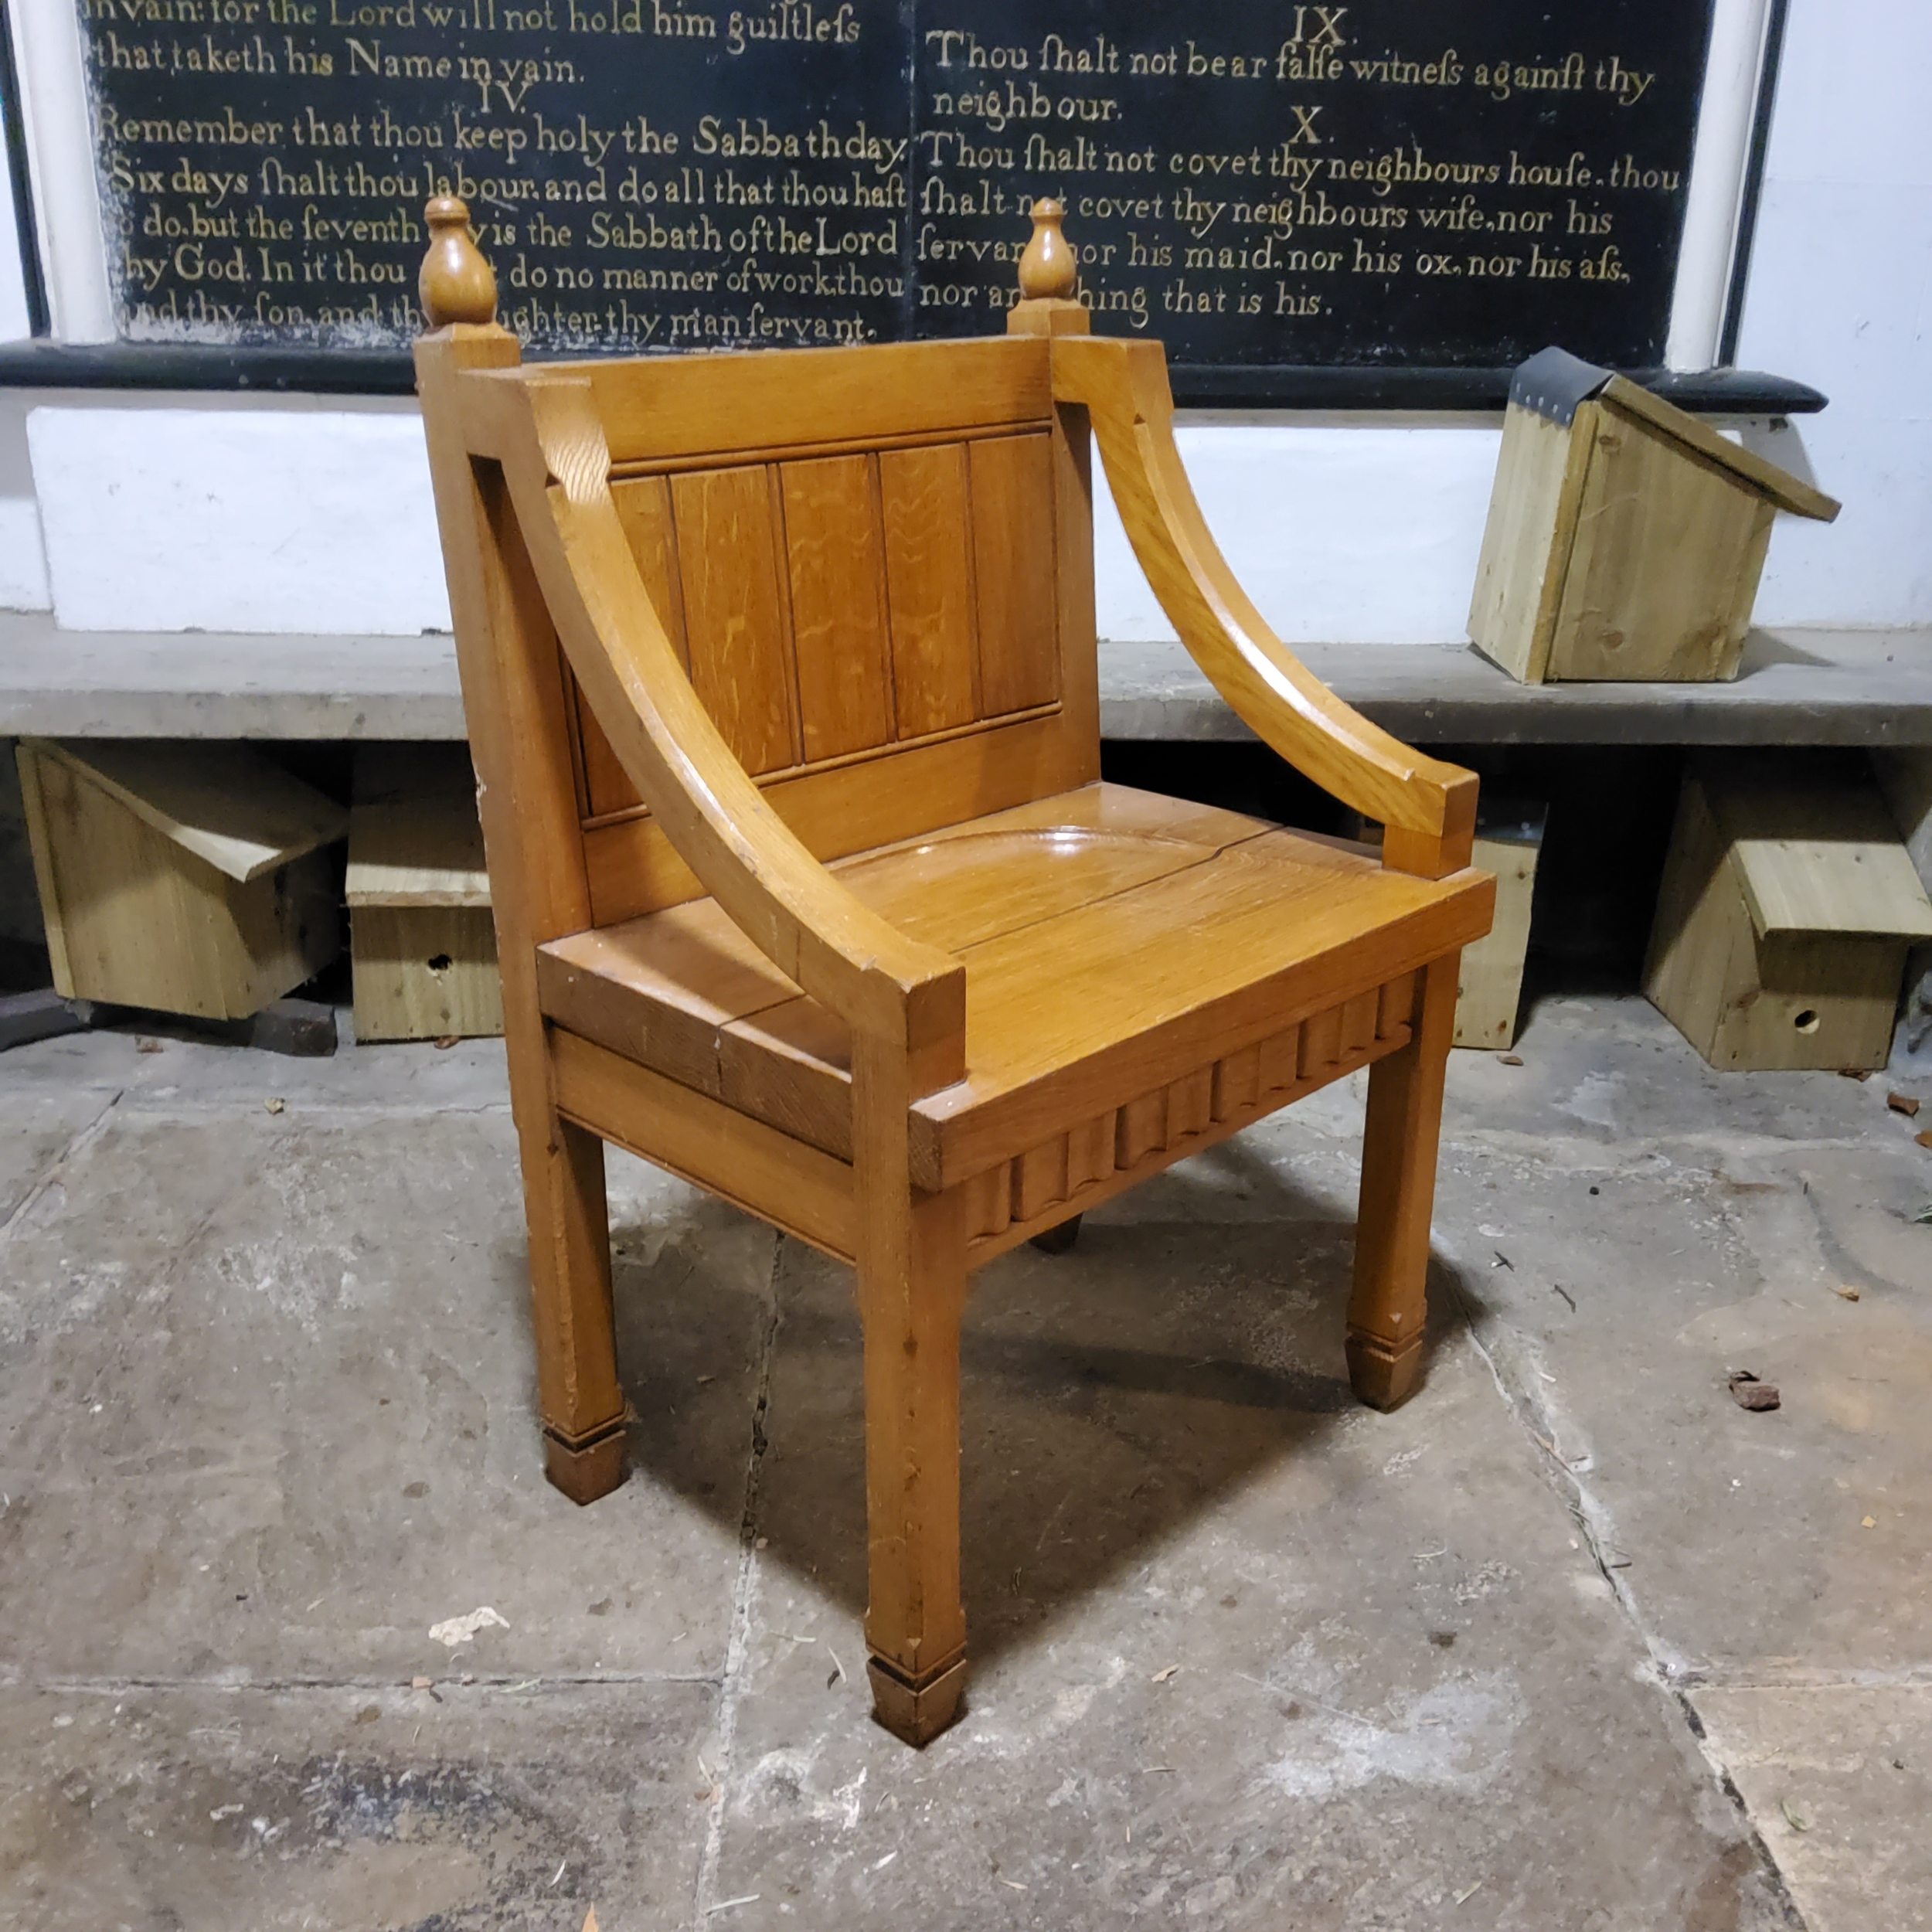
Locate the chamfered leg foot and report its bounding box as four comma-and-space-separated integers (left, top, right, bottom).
1028, 1213, 1082, 1255
1345, 1328, 1425, 1412
868, 1653, 968, 1747
543, 1419, 629, 1505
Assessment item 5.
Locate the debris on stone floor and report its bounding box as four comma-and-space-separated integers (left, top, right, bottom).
1887, 1090, 1922, 1116
263, 1096, 284, 1114
1727, 1372, 1782, 1412
428, 1606, 511, 1647
1833, 1284, 1862, 1301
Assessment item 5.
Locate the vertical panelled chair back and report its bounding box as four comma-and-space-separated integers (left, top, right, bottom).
566, 349, 1092, 924
414, 196, 1495, 1747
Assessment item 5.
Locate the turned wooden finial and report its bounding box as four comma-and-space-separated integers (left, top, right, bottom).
419, 196, 497, 328
1018, 198, 1077, 300
1008, 200, 1089, 337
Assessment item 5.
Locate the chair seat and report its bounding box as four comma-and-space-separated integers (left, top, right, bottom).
537, 782, 1491, 1202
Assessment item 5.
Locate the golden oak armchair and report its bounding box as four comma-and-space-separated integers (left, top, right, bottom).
413, 196, 1493, 1745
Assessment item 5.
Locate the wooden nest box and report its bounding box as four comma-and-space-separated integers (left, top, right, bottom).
345, 743, 502, 1042
1646, 758, 1932, 1072
16, 739, 345, 1020
1469, 348, 1839, 685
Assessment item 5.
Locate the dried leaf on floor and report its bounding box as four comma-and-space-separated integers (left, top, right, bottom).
136, 1038, 162, 1054
1151, 1664, 1179, 1683
1833, 1284, 1862, 1301
1781, 1797, 1810, 1832
1917, 1131, 1932, 1151
1498, 1055, 1523, 1067
264, 1097, 285, 1114
434, 1035, 460, 1049
1887, 1092, 1922, 1117
1838, 1067, 1871, 1081
583, 1911, 599, 1932
1862, 1515, 1878, 1529
1727, 1372, 1781, 1412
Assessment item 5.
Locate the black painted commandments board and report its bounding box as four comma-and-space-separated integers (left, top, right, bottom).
80, 0, 1716, 371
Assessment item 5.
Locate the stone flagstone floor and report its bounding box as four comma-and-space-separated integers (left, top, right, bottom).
0, 992, 1927, 1930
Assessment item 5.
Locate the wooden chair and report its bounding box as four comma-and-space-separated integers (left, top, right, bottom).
413, 196, 1494, 1745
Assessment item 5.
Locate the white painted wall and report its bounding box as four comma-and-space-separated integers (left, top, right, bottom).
1733, 0, 1932, 628
0, 0, 1922, 641
29, 404, 448, 633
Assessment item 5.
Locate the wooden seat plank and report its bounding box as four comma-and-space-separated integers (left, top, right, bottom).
756, 828, 1489, 1183
538, 780, 1264, 1073
539, 782, 1490, 1181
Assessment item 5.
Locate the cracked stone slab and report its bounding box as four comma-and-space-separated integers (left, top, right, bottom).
0, 1681, 713, 1931
1691, 1685, 1932, 1932
0, 1090, 119, 1230
691, 1225, 1791, 1931
1429, 999, 1932, 1679
0, 1104, 764, 1684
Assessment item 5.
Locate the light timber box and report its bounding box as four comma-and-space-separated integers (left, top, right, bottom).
1354, 802, 1541, 1051
1469, 348, 1840, 685
15, 738, 345, 1020
345, 743, 502, 1042
1454, 801, 1546, 1052
1645, 757, 1932, 1073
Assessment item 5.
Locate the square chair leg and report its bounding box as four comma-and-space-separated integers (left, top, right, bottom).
853, 1035, 971, 1747
516, 1098, 628, 1504
1348, 953, 1460, 1411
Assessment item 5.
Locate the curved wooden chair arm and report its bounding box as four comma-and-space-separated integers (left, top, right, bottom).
471, 365, 965, 1078
1050, 335, 1478, 879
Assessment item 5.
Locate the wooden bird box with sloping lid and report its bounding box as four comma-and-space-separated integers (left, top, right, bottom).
17, 738, 345, 1020
1470, 348, 1840, 685
1646, 757, 1932, 1070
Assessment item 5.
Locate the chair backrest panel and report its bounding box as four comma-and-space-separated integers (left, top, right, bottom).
569, 424, 1077, 855
548, 335, 1053, 467
968, 431, 1061, 717
427, 324, 1097, 930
